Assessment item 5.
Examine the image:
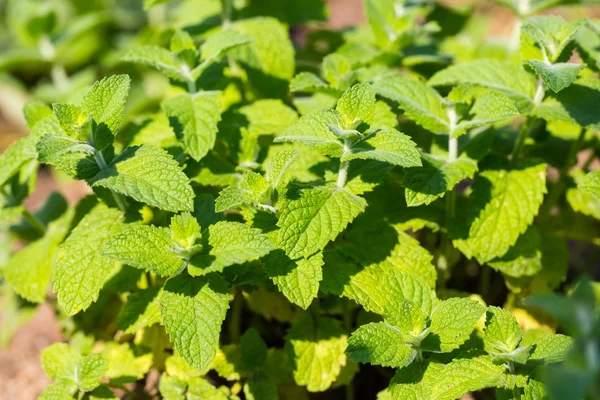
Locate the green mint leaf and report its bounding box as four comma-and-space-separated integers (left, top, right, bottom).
36, 134, 99, 180
53, 204, 125, 315
0, 136, 37, 187
336, 83, 376, 128
244, 372, 278, 400
290, 72, 331, 94
200, 29, 252, 61
4, 208, 73, 303
116, 286, 162, 334
122, 46, 191, 83
321, 254, 437, 322
41, 343, 81, 381
274, 111, 344, 157
240, 328, 268, 371
422, 297, 486, 352
81, 74, 130, 137
521, 17, 582, 63
163, 92, 221, 161
277, 186, 367, 259
215, 171, 269, 212
51, 103, 86, 138
429, 60, 537, 112
103, 342, 152, 383
484, 306, 524, 357
285, 313, 347, 392
404, 156, 478, 207
188, 221, 274, 275
453, 160, 547, 263
389, 357, 506, 400
265, 149, 298, 190
532, 78, 600, 129
160, 273, 229, 371
41, 343, 108, 392
373, 75, 450, 133
170, 212, 201, 249
341, 127, 422, 167
321, 53, 354, 90
346, 322, 416, 368
38, 379, 78, 400
527, 334, 573, 365
77, 354, 108, 392
235, 99, 299, 136
387, 301, 429, 339
23, 100, 53, 128
340, 223, 438, 289
231, 17, 295, 97
90, 145, 194, 212
454, 92, 520, 135
170, 30, 196, 53
102, 224, 185, 277
579, 169, 600, 197
488, 226, 543, 277
526, 61, 584, 93
523, 379, 548, 400
263, 250, 323, 309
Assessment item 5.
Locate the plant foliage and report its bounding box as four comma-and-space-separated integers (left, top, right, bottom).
0, 0, 599, 399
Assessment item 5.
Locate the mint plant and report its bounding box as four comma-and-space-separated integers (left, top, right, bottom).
1, 0, 599, 399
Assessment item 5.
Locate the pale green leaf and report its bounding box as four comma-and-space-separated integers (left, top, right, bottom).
454, 91, 520, 135
526, 61, 584, 93
170, 30, 196, 53
215, 171, 268, 212
579, 168, 600, 197
404, 156, 478, 207
528, 334, 573, 364
336, 83, 376, 127
188, 221, 274, 275
36, 135, 99, 180
39, 379, 78, 400
321, 254, 437, 321
231, 17, 295, 95
263, 250, 323, 309
346, 322, 416, 368
341, 127, 422, 167
53, 204, 125, 315
201, 29, 252, 61
373, 75, 450, 133
4, 209, 73, 303
160, 273, 230, 372
521, 17, 582, 62
453, 161, 547, 263
322, 53, 354, 90
285, 313, 347, 392
102, 225, 184, 277
103, 342, 152, 382
81, 75, 130, 135
274, 111, 344, 157
0, 136, 37, 187
532, 78, 600, 129
163, 92, 221, 161
277, 185, 367, 259
116, 286, 162, 334
91, 145, 194, 212
423, 297, 485, 352
429, 60, 536, 112
265, 149, 298, 189
488, 226, 543, 277
290, 72, 331, 93
122, 46, 190, 82
77, 355, 108, 391
389, 357, 506, 400
41, 343, 81, 381
484, 306, 523, 356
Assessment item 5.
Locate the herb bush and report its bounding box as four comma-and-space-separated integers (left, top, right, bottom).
1, 0, 599, 399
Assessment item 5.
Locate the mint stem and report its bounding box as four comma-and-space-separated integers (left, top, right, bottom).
23, 210, 46, 235
228, 288, 243, 343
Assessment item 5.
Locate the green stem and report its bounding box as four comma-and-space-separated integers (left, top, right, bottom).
541, 128, 587, 217
229, 289, 243, 343
221, 0, 232, 26
337, 160, 349, 188
510, 118, 533, 164
23, 210, 46, 235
